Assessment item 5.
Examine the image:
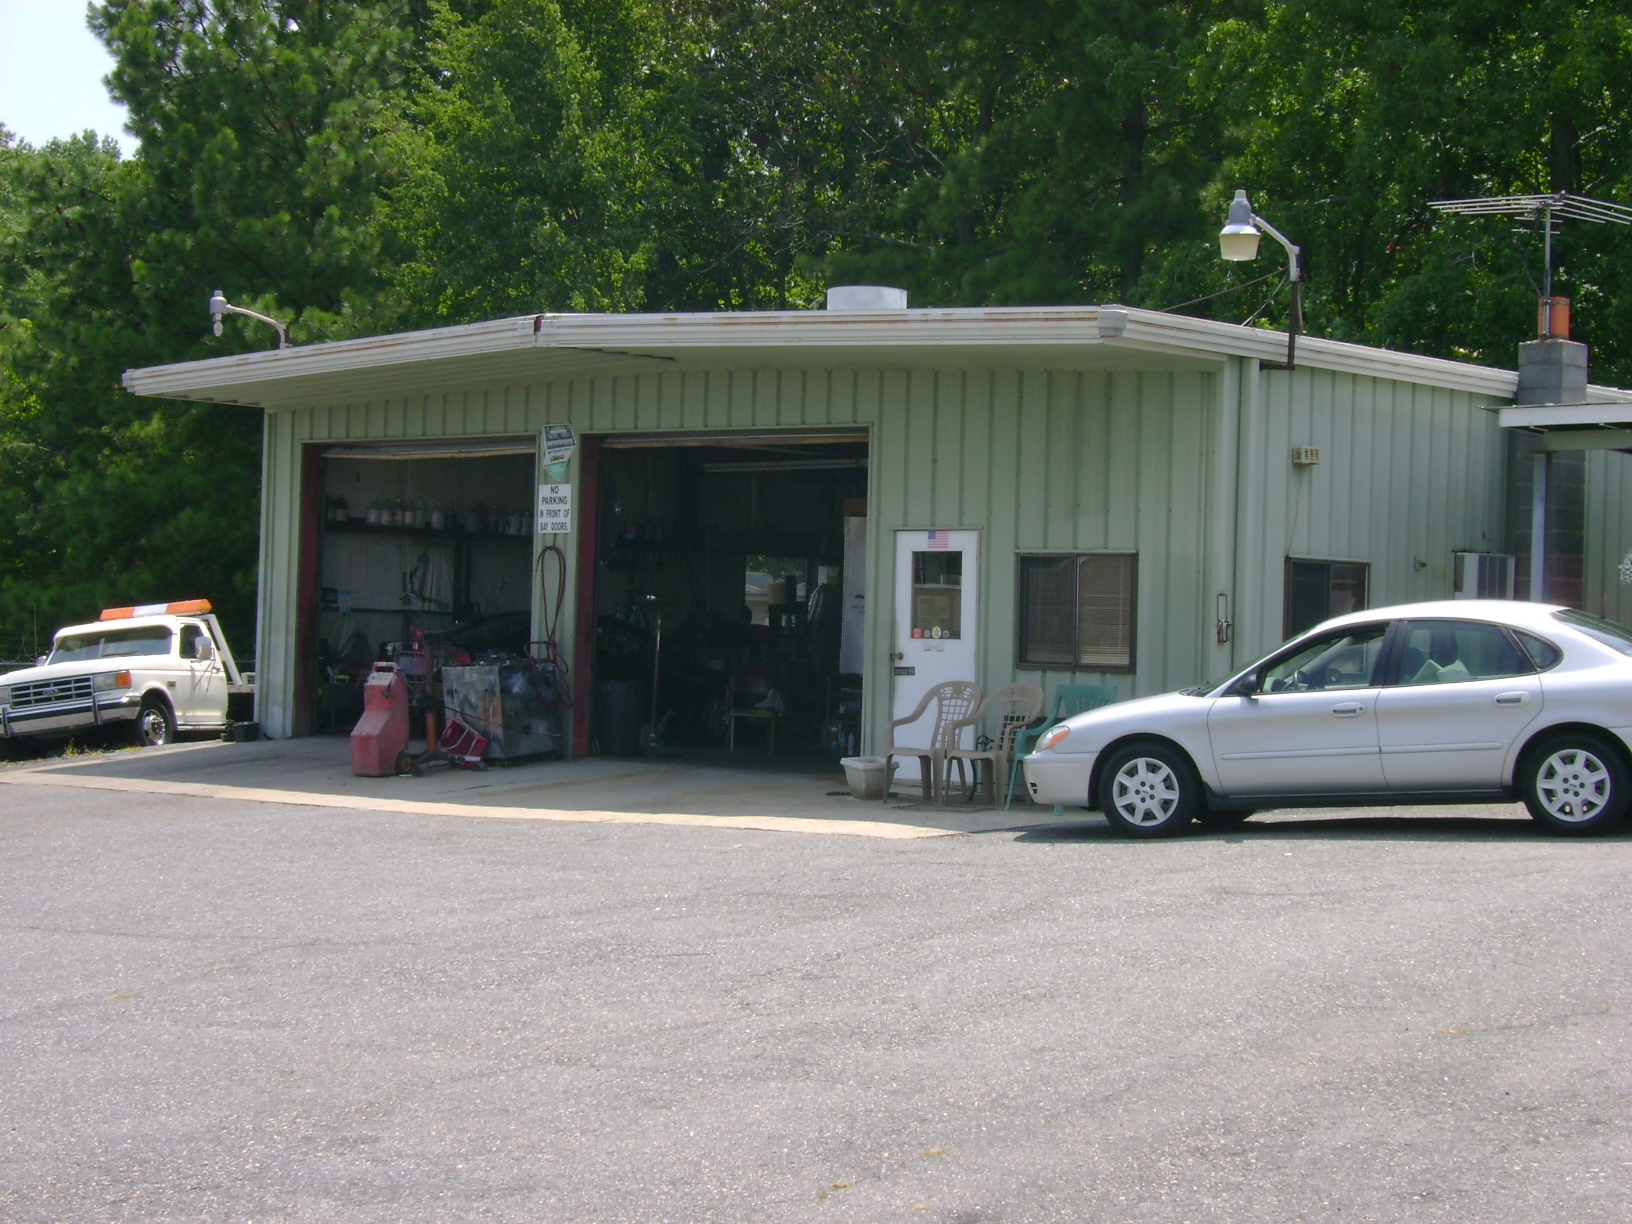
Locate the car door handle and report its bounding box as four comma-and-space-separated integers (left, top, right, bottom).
1331, 702, 1365, 716
1495, 692, 1530, 706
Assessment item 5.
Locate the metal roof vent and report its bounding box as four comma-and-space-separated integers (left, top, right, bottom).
826, 285, 908, 310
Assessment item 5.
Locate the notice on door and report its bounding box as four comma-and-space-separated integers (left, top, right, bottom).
537, 483, 573, 533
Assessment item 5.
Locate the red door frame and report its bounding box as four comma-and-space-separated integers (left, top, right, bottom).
293, 444, 323, 736
571, 435, 603, 756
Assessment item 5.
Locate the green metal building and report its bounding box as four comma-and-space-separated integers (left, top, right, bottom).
123, 303, 1632, 752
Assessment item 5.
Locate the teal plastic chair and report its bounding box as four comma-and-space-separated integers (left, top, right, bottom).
1004, 684, 1119, 811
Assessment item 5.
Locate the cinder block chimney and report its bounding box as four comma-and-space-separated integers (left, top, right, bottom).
1509, 301, 1589, 605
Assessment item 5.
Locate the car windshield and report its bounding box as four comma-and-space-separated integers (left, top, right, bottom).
49, 625, 174, 663
1554, 609, 1632, 658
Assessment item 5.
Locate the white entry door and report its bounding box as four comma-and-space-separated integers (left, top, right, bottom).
892, 529, 979, 750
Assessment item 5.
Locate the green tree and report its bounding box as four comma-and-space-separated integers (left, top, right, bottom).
1165, 1, 1632, 377
381, 0, 662, 323
0, 2, 420, 650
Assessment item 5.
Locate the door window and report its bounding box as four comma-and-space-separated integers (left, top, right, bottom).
1261, 624, 1388, 693
1397, 620, 1532, 685
180, 625, 205, 659
911, 551, 962, 639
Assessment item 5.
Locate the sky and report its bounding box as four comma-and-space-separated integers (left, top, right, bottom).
0, 0, 129, 155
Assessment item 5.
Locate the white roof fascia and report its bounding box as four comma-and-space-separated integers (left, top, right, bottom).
121, 314, 541, 402
123, 304, 1521, 406
1501, 402, 1632, 428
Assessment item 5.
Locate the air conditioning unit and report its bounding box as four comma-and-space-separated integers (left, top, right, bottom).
1453, 552, 1515, 599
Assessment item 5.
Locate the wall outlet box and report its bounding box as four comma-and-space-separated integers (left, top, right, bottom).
1291, 446, 1321, 466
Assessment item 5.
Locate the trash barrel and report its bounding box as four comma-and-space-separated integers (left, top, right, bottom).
595, 680, 647, 755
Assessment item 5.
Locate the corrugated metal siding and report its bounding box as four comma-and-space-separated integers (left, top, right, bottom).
1231, 362, 1507, 663
257, 357, 1508, 751
260, 364, 1223, 742
1584, 448, 1632, 624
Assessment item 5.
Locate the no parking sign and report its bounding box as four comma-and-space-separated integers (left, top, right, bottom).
537, 483, 573, 534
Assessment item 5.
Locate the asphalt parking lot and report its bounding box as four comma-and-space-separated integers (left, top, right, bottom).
4, 786, 1629, 1223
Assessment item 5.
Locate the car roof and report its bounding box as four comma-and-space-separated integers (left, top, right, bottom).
1315, 599, 1569, 636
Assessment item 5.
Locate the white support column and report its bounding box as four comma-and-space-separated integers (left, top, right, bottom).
1530, 449, 1550, 601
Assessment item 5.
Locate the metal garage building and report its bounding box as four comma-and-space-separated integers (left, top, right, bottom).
123, 301, 1632, 752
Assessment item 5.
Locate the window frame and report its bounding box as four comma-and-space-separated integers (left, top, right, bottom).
1015, 551, 1138, 673
1284, 557, 1371, 639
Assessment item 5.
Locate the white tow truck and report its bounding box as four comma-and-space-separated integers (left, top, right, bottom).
0, 600, 254, 749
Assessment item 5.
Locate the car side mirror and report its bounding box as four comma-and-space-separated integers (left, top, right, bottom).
1228, 673, 1262, 698
34, 655, 47, 667
195, 638, 216, 661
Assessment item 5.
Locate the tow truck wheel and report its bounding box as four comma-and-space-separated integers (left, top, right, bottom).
132, 697, 175, 748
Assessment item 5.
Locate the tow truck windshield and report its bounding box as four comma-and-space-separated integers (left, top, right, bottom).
49, 625, 174, 664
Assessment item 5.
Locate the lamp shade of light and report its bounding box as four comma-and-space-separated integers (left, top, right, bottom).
1218, 189, 1261, 261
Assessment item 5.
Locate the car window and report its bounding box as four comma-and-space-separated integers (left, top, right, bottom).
1554, 609, 1632, 657
1261, 624, 1389, 693
1398, 620, 1530, 685
1512, 629, 1563, 670
49, 626, 174, 663
180, 625, 204, 658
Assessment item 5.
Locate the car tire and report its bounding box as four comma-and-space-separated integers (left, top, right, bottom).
1520, 732, 1631, 836
131, 696, 175, 748
1098, 740, 1201, 837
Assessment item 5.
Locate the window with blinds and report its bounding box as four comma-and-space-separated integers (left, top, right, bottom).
1017, 553, 1137, 671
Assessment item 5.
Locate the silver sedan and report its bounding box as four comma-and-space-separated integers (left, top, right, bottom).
1023, 600, 1632, 837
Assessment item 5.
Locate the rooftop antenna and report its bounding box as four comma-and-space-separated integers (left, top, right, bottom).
1428, 192, 1632, 337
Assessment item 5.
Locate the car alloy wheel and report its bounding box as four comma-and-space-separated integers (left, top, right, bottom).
1522, 734, 1629, 835
1099, 741, 1200, 837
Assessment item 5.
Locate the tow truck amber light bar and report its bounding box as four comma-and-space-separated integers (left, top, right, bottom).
99, 599, 212, 621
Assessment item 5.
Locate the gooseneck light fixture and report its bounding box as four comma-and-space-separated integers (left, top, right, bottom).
1219, 190, 1301, 369
209, 290, 289, 349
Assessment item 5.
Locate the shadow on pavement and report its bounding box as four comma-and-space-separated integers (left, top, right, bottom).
1011, 809, 1632, 843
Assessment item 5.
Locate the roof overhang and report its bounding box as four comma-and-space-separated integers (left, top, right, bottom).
1499, 386, 1632, 450
123, 305, 1522, 410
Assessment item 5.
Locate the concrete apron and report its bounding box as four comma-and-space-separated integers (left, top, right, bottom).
0, 739, 1081, 840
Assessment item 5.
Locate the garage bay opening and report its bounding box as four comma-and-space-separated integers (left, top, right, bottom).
590, 429, 868, 765
310, 438, 562, 759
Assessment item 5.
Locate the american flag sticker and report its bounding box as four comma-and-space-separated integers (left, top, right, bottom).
926, 530, 949, 548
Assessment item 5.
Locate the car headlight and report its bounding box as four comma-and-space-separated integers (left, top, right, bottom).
93, 670, 132, 692
1037, 725, 1073, 752
0, 686, 10, 708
